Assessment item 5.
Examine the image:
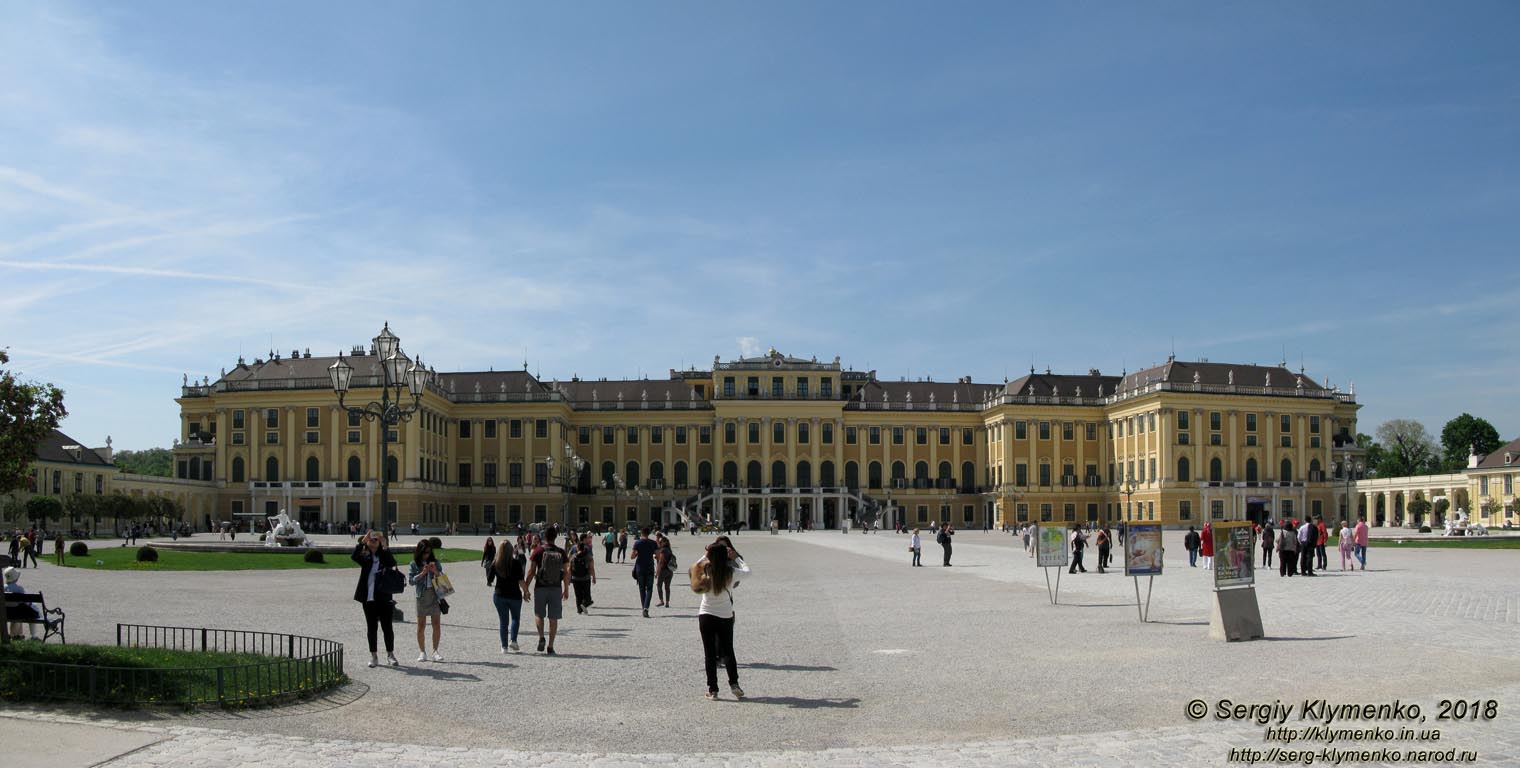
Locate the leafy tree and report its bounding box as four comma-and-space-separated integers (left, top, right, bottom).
0, 349, 67, 494
0, 497, 24, 523
1374, 420, 1439, 478
1433, 498, 1450, 523
25, 494, 63, 524
64, 494, 106, 534
114, 448, 174, 478
1439, 414, 1502, 472
1356, 433, 1386, 477
1408, 498, 1432, 523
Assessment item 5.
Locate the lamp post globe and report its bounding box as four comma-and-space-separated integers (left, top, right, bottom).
328, 356, 353, 394
373, 322, 399, 360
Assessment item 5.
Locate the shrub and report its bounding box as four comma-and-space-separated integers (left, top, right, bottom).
1418, 525, 1432, 533
428, 536, 443, 550
259, 533, 267, 542
136, 545, 159, 563
302, 549, 325, 564
69, 541, 89, 557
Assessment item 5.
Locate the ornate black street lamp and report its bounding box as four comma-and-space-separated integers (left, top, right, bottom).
329, 323, 426, 530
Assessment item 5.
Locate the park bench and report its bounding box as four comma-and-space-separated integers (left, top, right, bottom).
4, 592, 66, 644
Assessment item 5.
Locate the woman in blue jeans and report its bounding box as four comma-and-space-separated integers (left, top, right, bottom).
492, 539, 530, 653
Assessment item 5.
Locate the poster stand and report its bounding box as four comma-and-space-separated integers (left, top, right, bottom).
1209, 522, 1264, 641
1044, 566, 1062, 605
1132, 575, 1154, 622
1034, 524, 1068, 604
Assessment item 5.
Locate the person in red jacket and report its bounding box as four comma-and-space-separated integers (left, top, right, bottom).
1315, 519, 1329, 571
1199, 522, 1214, 569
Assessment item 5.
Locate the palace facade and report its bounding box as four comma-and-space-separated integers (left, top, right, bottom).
170, 336, 1365, 532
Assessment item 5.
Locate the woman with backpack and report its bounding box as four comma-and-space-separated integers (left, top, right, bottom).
691, 538, 750, 701
481, 537, 497, 587
570, 532, 598, 614
616, 528, 629, 563
655, 533, 677, 607
408, 540, 447, 662
351, 531, 400, 668
492, 538, 529, 652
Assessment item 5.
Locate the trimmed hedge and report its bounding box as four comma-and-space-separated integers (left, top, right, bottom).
69, 541, 89, 557
136, 546, 159, 563
302, 549, 325, 564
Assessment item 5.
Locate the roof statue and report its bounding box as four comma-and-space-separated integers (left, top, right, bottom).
1264, 371, 1271, 387
182, 373, 188, 385
449, 379, 455, 393
591, 389, 598, 401
641, 389, 648, 401
1193, 371, 1200, 384
1296, 376, 1303, 389
500, 382, 506, 393
1227, 370, 1234, 386
929, 392, 936, 403
952, 391, 958, 404
1052, 384, 1060, 398
474, 382, 481, 394
1075, 386, 1081, 398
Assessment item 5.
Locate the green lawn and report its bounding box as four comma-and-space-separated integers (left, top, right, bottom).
58, 546, 481, 571
0, 641, 345, 707
1376, 537, 1520, 549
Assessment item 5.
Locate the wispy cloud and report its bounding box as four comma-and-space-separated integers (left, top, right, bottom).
0, 259, 292, 288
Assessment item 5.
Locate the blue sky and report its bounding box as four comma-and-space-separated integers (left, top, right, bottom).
2, 1, 1517, 451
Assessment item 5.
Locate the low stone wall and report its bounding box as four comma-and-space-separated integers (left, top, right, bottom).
150, 540, 357, 555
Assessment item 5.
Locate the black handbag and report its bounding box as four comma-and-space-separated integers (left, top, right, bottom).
378, 567, 406, 595
438, 598, 450, 614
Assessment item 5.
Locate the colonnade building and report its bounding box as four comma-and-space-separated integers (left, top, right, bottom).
171, 339, 1363, 532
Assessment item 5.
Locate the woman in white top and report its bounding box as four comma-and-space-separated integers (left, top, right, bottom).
1337, 521, 1354, 571
910, 528, 922, 567
695, 537, 750, 701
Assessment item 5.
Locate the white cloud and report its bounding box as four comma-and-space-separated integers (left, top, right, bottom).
737, 337, 762, 357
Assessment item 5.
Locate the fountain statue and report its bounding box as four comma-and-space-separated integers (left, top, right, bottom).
264, 508, 308, 547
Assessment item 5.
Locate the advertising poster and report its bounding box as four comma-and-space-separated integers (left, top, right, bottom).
1212, 521, 1255, 589
1035, 524, 1069, 568
1124, 524, 1164, 576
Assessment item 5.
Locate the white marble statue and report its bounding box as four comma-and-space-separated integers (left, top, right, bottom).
264, 508, 307, 547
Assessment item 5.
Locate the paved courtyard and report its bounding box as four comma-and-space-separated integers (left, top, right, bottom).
5, 529, 1520, 766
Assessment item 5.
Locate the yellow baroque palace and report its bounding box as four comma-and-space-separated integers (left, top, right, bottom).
168, 338, 1365, 533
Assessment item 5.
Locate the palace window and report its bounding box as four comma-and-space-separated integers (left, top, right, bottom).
457, 463, 472, 487
798, 422, 810, 444
535, 462, 548, 487
1177, 411, 1189, 430
1039, 422, 1050, 440
700, 426, 712, 444
512, 420, 524, 439
939, 428, 950, 445
1064, 503, 1076, 522
1015, 463, 1028, 487
579, 427, 591, 444
349, 411, 362, 427
266, 431, 279, 445
1085, 423, 1096, 441
723, 377, 735, 397
749, 423, 760, 444
1015, 421, 1027, 440
724, 423, 735, 443
458, 419, 472, 439
266, 409, 279, 427
869, 427, 880, 445
347, 430, 360, 443
796, 377, 809, 398
536, 420, 548, 439
509, 463, 523, 488
1038, 463, 1051, 487
820, 378, 833, 397
963, 428, 974, 445
233, 410, 245, 429
675, 426, 687, 444
847, 427, 858, 445
305, 431, 318, 444
627, 426, 639, 444
485, 419, 497, 439
893, 427, 904, 445
1179, 500, 1192, 520
747, 377, 759, 396
774, 422, 786, 443
1246, 413, 1257, 432
771, 377, 783, 397
1280, 414, 1292, 434
916, 427, 927, 445
1062, 422, 1074, 441
1040, 504, 1053, 522
1210, 412, 1221, 431
822, 423, 834, 444
651, 426, 663, 444
1017, 503, 1029, 522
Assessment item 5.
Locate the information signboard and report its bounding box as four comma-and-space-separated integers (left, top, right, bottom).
1124, 524, 1164, 576
1212, 521, 1256, 589
1035, 524, 1069, 568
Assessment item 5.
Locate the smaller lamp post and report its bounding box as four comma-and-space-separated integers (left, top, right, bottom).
546, 443, 586, 530
329, 323, 426, 531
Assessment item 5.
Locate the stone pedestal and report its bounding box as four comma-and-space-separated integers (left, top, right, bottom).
1209, 587, 1264, 642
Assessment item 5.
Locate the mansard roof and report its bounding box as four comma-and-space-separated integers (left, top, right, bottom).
854, 379, 1003, 407
1119, 360, 1326, 394
437, 370, 551, 396
1473, 437, 1520, 471
554, 379, 711, 408
35, 429, 111, 466
1003, 371, 1121, 400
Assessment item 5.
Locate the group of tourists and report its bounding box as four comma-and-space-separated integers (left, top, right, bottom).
7, 529, 58, 568
906, 523, 957, 567
350, 525, 753, 700
1257, 516, 1370, 577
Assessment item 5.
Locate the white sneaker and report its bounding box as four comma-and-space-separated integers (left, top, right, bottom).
509, 642, 520, 652
416, 652, 428, 662
431, 651, 443, 662
387, 654, 399, 666
501, 646, 509, 655
368, 655, 378, 668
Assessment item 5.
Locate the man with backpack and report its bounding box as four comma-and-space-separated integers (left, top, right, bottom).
524, 525, 571, 654
569, 532, 598, 614
936, 523, 954, 566
1184, 526, 1201, 567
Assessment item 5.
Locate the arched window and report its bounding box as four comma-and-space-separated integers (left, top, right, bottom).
820, 460, 836, 489
602, 461, 616, 487
385, 455, 398, 483
1246, 458, 1258, 483
698, 461, 713, 488
1177, 456, 1190, 483
722, 461, 738, 487
1281, 458, 1293, 482
747, 461, 762, 489
867, 461, 882, 490
1309, 458, 1321, 482
961, 461, 975, 491
771, 460, 787, 489
844, 461, 859, 490
937, 461, 952, 489
231, 456, 245, 483
673, 461, 688, 488
1209, 457, 1222, 483
650, 461, 665, 486
348, 456, 361, 482
305, 456, 320, 482
891, 461, 906, 488
796, 460, 812, 489
265, 456, 279, 482
625, 461, 640, 489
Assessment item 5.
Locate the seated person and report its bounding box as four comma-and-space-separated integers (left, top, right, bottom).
4, 566, 41, 640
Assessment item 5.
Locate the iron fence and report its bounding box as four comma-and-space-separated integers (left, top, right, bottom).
0, 624, 344, 708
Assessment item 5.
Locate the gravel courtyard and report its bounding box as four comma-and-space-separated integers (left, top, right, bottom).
11, 529, 1520, 757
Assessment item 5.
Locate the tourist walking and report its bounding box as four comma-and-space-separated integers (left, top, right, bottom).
53, 533, 64, 566
655, 534, 676, 608
1096, 526, 1112, 573
631, 528, 659, 617
570, 532, 598, 614
693, 538, 750, 701
603, 527, 617, 563
1353, 515, 1369, 570
1199, 522, 1214, 569
1338, 520, 1354, 571
1261, 521, 1275, 568
1068, 525, 1088, 574
482, 537, 497, 587
1296, 518, 1316, 577
1278, 522, 1298, 577
1022, 524, 1034, 557
351, 531, 400, 668
525, 525, 570, 654
408, 540, 447, 661
1184, 526, 1201, 567
492, 538, 529, 653
910, 528, 922, 566
617, 529, 629, 563
938, 523, 954, 566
